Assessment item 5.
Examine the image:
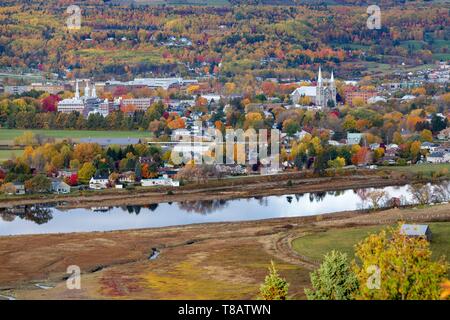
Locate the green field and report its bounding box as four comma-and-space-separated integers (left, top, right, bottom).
0, 149, 24, 161
381, 163, 450, 177
0, 129, 154, 145
292, 222, 450, 262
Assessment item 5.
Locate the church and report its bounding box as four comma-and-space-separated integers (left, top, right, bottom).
290, 67, 337, 108
57, 80, 105, 116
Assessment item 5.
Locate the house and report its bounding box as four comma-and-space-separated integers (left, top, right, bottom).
118, 171, 136, 184
367, 96, 387, 104
400, 224, 432, 241
89, 175, 109, 189
369, 143, 380, 150
13, 182, 25, 195
420, 142, 439, 152
437, 128, 450, 141
51, 180, 71, 194
401, 95, 416, 102
141, 175, 179, 187
426, 151, 450, 163
347, 133, 363, 145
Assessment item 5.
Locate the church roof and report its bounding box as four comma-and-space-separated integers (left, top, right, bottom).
291, 86, 317, 97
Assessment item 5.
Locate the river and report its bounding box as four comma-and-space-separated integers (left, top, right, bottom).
0, 182, 448, 236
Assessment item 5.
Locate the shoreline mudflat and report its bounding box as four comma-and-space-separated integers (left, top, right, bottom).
0, 172, 416, 209
1, 202, 449, 299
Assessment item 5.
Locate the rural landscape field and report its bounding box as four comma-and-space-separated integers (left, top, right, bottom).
0, 0, 449, 308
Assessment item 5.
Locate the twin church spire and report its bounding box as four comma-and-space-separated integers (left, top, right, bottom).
316, 66, 336, 108
74, 80, 97, 100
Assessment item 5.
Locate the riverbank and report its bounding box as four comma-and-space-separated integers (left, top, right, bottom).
1, 202, 449, 299
0, 170, 429, 209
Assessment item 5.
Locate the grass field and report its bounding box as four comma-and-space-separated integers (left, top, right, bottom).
0, 149, 24, 161
0, 129, 154, 145
381, 163, 450, 177
292, 222, 450, 262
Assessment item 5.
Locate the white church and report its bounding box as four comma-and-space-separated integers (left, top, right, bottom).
57, 80, 107, 116
290, 67, 337, 109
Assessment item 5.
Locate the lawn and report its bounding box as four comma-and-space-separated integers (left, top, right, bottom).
381, 163, 450, 177
0, 149, 24, 161
0, 129, 154, 145
292, 222, 450, 262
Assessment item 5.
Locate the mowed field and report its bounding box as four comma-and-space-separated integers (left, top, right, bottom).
0, 129, 154, 145
380, 163, 450, 177
292, 222, 450, 262
0, 149, 24, 161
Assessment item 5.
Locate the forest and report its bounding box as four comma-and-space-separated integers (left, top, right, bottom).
0, 0, 448, 82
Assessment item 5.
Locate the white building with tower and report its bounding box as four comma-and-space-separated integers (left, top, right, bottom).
291, 67, 337, 108
58, 80, 103, 116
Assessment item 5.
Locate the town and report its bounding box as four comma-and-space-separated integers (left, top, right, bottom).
0, 0, 449, 304
0, 62, 449, 196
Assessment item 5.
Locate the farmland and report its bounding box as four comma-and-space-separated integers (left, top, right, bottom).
0, 129, 154, 145
0, 149, 24, 161
380, 163, 450, 177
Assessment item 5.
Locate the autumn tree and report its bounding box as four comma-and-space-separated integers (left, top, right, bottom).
353, 224, 448, 300
24, 174, 51, 193
78, 162, 96, 184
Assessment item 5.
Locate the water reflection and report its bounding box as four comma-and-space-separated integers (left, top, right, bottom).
0, 205, 53, 225
178, 199, 229, 215
0, 182, 449, 236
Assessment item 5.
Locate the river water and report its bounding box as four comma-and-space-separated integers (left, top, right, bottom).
0, 182, 448, 236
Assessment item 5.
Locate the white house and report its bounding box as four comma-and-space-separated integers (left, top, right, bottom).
420, 142, 439, 152
51, 180, 71, 194
141, 175, 180, 187
437, 128, 450, 141
89, 176, 109, 189
347, 133, 363, 145
426, 151, 450, 163
367, 96, 387, 104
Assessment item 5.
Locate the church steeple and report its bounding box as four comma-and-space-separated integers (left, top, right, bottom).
84, 82, 90, 98
91, 84, 97, 98
318, 66, 322, 85
75, 80, 80, 99
330, 70, 334, 83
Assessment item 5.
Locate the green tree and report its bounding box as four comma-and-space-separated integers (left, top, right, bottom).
135, 162, 142, 180
305, 250, 358, 300
259, 261, 289, 300
24, 174, 51, 193
78, 162, 96, 184
353, 224, 448, 300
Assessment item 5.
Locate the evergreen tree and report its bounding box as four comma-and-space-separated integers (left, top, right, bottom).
259, 261, 289, 300
305, 250, 358, 300
135, 162, 142, 181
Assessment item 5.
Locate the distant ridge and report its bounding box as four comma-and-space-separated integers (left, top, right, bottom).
107, 0, 439, 6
